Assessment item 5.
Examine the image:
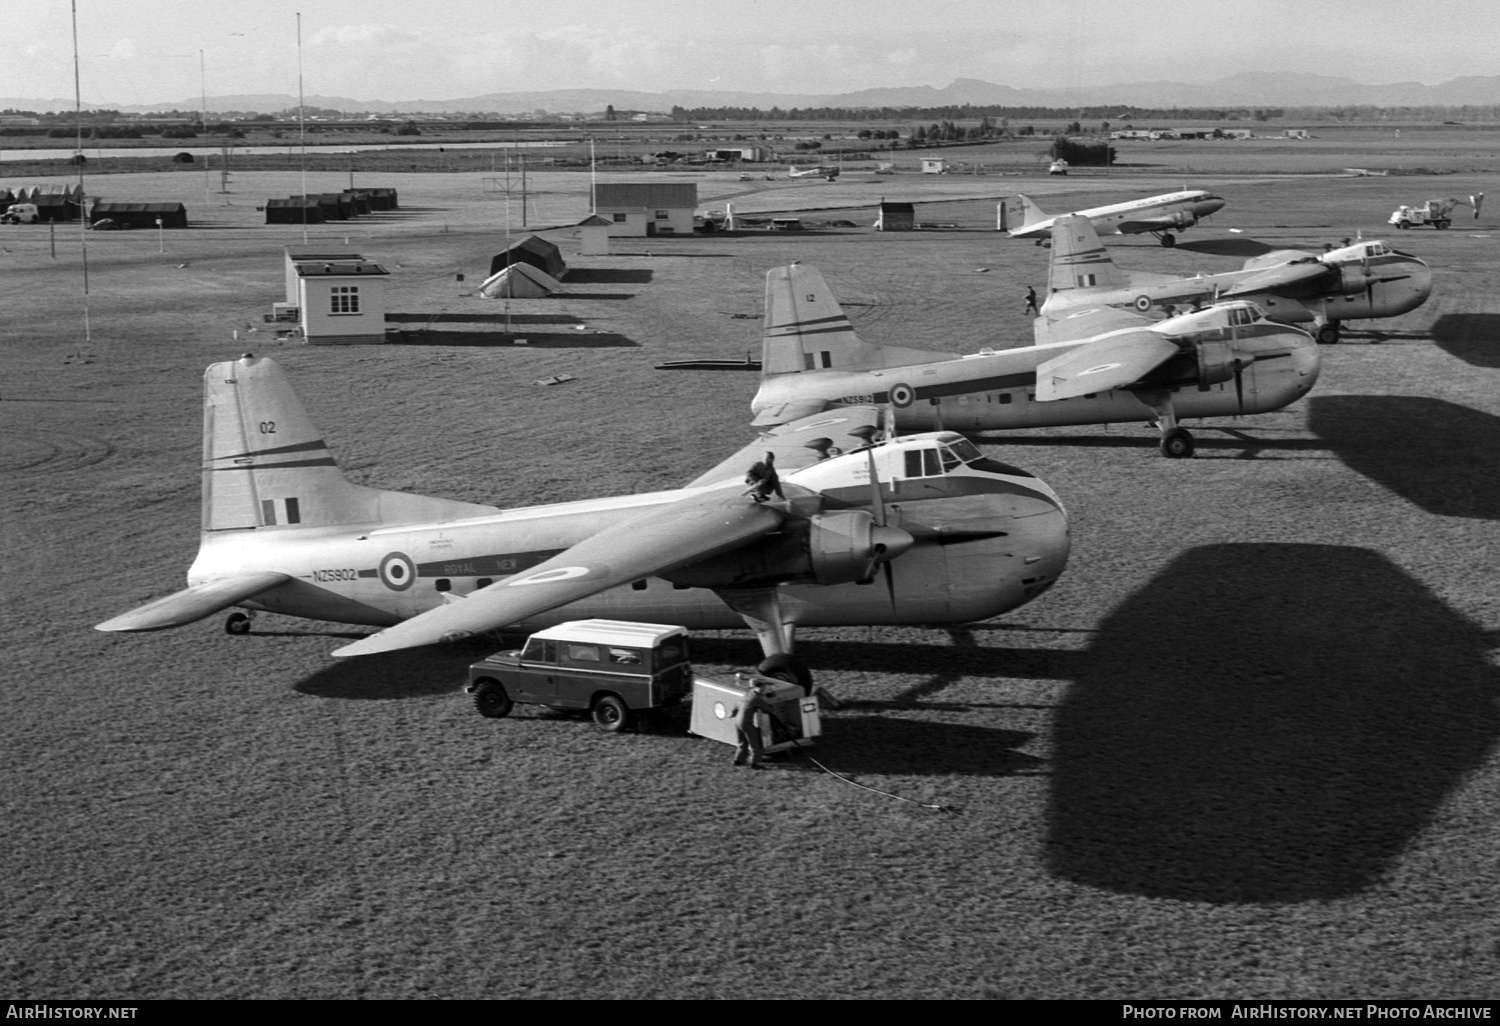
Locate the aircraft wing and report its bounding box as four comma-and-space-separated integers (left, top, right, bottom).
1034, 332, 1182, 401
1113, 215, 1192, 235
1034, 305, 1148, 346
1221, 262, 1332, 299
95, 572, 292, 632
689, 406, 884, 488
331, 489, 788, 658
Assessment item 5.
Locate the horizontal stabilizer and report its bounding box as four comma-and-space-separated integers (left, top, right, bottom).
95, 572, 291, 632
750, 398, 832, 428
332, 489, 787, 657
1035, 333, 1181, 401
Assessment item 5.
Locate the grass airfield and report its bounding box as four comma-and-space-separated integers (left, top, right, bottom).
3, 145, 1500, 999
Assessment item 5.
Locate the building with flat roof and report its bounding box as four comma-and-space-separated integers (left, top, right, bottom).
283, 250, 389, 345
592, 182, 697, 237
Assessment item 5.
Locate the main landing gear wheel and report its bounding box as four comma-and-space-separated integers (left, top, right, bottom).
1160, 233, 1177, 247
1160, 427, 1196, 459
757, 653, 813, 695
1315, 323, 1341, 345
225, 612, 252, 635
472, 680, 513, 719
591, 694, 633, 733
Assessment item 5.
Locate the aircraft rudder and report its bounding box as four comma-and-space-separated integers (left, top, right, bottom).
1047, 214, 1128, 293
762, 263, 873, 375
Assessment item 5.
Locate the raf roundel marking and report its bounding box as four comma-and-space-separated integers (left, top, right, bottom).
889, 382, 916, 408
1134, 295, 1153, 312
378, 551, 417, 591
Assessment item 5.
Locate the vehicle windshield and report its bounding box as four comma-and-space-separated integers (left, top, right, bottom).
655, 638, 689, 669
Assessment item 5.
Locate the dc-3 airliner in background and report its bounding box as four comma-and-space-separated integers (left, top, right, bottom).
750, 245, 1321, 458
998, 188, 1225, 247
1042, 214, 1432, 345
96, 355, 1070, 691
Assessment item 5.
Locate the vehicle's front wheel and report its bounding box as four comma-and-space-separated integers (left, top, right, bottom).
591, 694, 632, 733
473, 679, 513, 719
225, 612, 252, 635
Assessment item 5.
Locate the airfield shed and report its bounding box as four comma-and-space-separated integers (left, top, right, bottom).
89, 201, 188, 230
875, 200, 915, 231
283, 249, 390, 345
488, 235, 567, 280
264, 199, 326, 225
592, 182, 697, 237
577, 214, 612, 256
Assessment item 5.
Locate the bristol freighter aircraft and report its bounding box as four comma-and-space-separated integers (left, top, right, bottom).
96, 355, 1070, 692
1042, 214, 1432, 345
999, 188, 1225, 247
749, 260, 1321, 458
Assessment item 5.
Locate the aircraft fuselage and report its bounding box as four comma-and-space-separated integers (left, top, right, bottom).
191, 466, 1069, 635
752, 326, 1320, 433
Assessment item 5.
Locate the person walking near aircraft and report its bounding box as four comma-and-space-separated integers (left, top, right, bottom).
732, 681, 775, 769
1024, 285, 1040, 316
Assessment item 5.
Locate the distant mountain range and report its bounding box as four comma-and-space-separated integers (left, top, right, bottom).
8, 73, 1500, 115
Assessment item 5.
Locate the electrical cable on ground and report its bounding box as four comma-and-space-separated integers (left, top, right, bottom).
798, 749, 959, 813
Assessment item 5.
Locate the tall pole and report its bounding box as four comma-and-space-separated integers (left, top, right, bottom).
589, 138, 597, 213
200, 50, 211, 206
70, 0, 91, 348
297, 11, 307, 245
521, 152, 528, 226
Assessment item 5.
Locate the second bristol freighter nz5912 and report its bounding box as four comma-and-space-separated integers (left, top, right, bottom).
749, 258, 1321, 458
96, 355, 1070, 692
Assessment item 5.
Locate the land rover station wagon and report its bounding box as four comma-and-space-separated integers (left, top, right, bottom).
467, 619, 693, 732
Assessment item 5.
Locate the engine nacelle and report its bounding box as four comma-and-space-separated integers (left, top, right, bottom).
662, 510, 911, 589
1168, 209, 1199, 229
1335, 262, 1376, 295
1195, 340, 1241, 387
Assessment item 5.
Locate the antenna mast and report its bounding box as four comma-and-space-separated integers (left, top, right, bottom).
297, 11, 308, 244
70, 0, 91, 349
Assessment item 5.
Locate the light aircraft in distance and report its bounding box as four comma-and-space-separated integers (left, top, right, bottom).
95, 355, 1070, 690
788, 165, 840, 181
750, 259, 1320, 458
999, 188, 1225, 247
1041, 214, 1432, 345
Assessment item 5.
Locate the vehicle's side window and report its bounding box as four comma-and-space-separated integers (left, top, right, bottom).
565, 643, 601, 663
607, 648, 642, 665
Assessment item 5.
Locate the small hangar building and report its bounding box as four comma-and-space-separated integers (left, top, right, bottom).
282, 249, 390, 345
875, 200, 915, 231
591, 182, 697, 237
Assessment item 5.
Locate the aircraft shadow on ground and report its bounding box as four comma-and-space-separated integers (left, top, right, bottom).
1309, 394, 1500, 519
563, 268, 654, 284
1172, 239, 1279, 257
809, 717, 1044, 777
1429, 313, 1500, 367
1047, 542, 1499, 904
383, 329, 636, 348
293, 639, 493, 700
688, 635, 1084, 693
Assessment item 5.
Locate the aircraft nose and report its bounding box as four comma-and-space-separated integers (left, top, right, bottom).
1203, 197, 1226, 215
1010, 492, 1072, 602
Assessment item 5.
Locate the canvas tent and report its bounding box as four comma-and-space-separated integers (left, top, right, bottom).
488, 235, 566, 280
478, 262, 563, 298
89, 201, 188, 229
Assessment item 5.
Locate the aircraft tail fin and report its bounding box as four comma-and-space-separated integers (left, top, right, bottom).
200, 355, 497, 532
998, 194, 1051, 232
761, 264, 946, 376
1047, 214, 1130, 293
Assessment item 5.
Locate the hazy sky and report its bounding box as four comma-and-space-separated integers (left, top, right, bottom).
7, 0, 1500, 106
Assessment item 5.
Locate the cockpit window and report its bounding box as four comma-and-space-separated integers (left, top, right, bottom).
904, 448, 943, 478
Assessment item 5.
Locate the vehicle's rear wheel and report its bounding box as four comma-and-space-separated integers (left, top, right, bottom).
591, 694, 632, 733
473, 679, 513, 719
